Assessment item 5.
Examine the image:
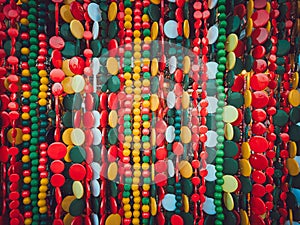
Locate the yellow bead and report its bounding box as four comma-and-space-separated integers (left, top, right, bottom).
134, 60, 141, 66
39, 70, 48, 77
134, 38, 141, 44
142, 100, 150, 108
21, 47, 30, 55
24, 218, 32, 225
40, 84, 48, 92
125, 80, 133, 87
142, 14, 149, 22
143, 142, 150, 150
124, 21, 132, 29
122, 198, 130, 204
133, 171, 141, 177
125, 8, 132, 15
39, 206, 48, 214
124, 15, 132, 21
143, 184, 150, 191
133, 143, 141, 150
132, 176, 140, 183
39, 99, 48, 106
142, 205, 150, 212
22, 156, 30, 163
131, 184, 139, 191
23, 91, 31, 98
134, 94, 142, 102
133, 67, 141, 74
133, 163, 140, 170
40, 178, 49, 185
133, 136, 140, 143
142, 163, 150, 170
23, 197, 31, 205
38, 92, 47, 99
39, 185, 48, 192
133, 122, 140, 129
123, 204, 131, 211
134, 45, 141, 52
143, 58, 150, 66
133, 157, 140, 163
123, 142, 131, 149
125, 87, 132, 94
38, 193, 47, 200
133, 203, 140, 210
134, 115, 141, 122
133, 108, 140, 115
132, 150, 140, 157
23, 176, 31, 184
20, 18, 29, 25
22, 134, 31, 141
133, 52, 141, 59
133, 30, 141, 37
144, 37, 152, 44
22, 69, 30, 77
124, 72, 131, 80
143, 121, 150, 128
40, 77, 49, 85
133, 101, 140, 109
38, 200, 46, 207
124, 211, 132, 218
133, 211, 140, 218
125, 136, 132, 142
132, 218, 140, 225
143, 79, 150, 87
134, 80, 141, 87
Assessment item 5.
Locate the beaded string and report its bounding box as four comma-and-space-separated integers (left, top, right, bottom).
214, 0, 226, 224
19, 0, 32, 223
140, 0, 152, 224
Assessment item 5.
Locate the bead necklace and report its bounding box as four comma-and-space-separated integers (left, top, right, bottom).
5, 0, 22, 223
122, 0, 134, 223
140, 0, 152, 224
36, 1, 49, 223
47, 0, 68, 224
214, 0, 226, 224
19, 0, 32, 223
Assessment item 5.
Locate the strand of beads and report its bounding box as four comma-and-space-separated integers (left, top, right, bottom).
122, 0, 134, 223
214, 0, 226, 224
19, 0, 33, 223
36, 1, 49, 223
47, 0, 68, 224
140, 1, 152, 224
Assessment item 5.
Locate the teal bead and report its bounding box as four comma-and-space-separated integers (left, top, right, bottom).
217, 136, 225, 143
218, 93, 226, 100
215, 114, 223, 122
217, 99, 224, 107
123, 191, 130, 198
216, 128, 224, 135
216, 122, 224, 129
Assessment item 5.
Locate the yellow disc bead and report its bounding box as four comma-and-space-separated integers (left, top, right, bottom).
133, 30, 141, 37
39, 70, 48, 77
123, 142, 131, 149
125, 8, 132, 14
21, 47, 30, 55
39, 185, 48, 192
38, 193, 47, 200
142, 14, 149, 22
23, 91, 31, 98
38, 92, 47, 99
40, 178, 49, 185
40, 77, 49, 85
132, 218, 140, 225
125, 87, 132, 94
23, 197, 31, 205
38, 200, 46, 207
133, 163, 140, 170
134, 115, 141, 122
143, 79, 150, 87
142, 163, 150, 170
142, 205, 150, 212
20, 18, 29, 25
133, 171, 141, 177
22, 156, 30, 163
133, 136, 140, 143
22, 134, 31, 141
23, 176, 31, 183
124, 211, 132, 218
124, 21, 132, 29
133, 52, 141, 59
22, 69, 30, 77
125, 136, 132, 143
133, 108, 140, 115
133, 204, 140, 210
123, 204, 131, 211
40, 84, 48, 92
132, 176, 140, 183
122, 198, 130, 204
132, 150, 140, 157
24, 218, 32, 225
21, 113, 30, 120
124, 15, 132, 21
39, 99, 48, 106
124, 72, 131, 80
134, 80, 141, 87
133, 143, 141, 149
132, 184, 139, 190
134, 45, 141, 52
133, 211, 140, 218
143, 142, 150, 149
134, 38, 141, 44
39, 206, 48, 214
143, 184, 150, 191
144, 37, 152, 44
143, 58, 150, 65
143, 121, 150, 128
133, 122, 140, 129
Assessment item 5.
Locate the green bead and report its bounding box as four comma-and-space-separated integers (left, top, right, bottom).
216, 172, 223, 178
218, 35, 226, 43
216, 214, 225, 221
215, 206, 223, 214
216, 157, 224, 165
216, 178, 224, 185
216, 72, 224, 79
216, 42, 225, 50
216, 150, 224, 157
214, 192, 223, 200
216, 128, 224, 135
219, 13, 226, 21
217, 136, 225, 143
218, 56, 226, 64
